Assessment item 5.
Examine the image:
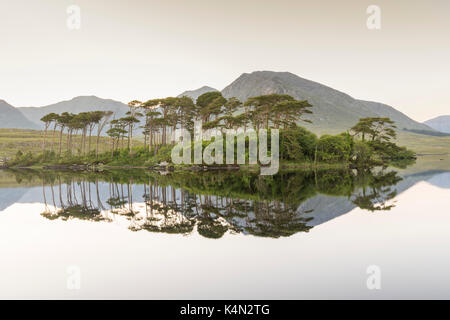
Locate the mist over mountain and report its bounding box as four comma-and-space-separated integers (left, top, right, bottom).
0, 100, 39, 129
424, 116, 450, 134
177, 86, 218, 102
18, 96, 130, 129
221, 71, 434, 134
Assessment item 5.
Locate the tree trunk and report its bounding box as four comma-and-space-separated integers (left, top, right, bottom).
88, 126, 93, 154
143, 133, 147, 152
42, 124, 49, 152
59, 127, 64, 157
96, 133, 100, 158
129, 125, 133, 153
149, 129, 153, 152
162, 126, 166, 146
111, 138, 114, 158
51, 124, 57, 152
67, 130, 71, 153
82, 127, 87, 155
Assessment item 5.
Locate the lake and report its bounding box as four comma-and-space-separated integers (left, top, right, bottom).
1, 156, 450, 299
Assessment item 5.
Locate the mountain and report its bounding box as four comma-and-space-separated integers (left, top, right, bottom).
0, 100, 40, 129
1, 72, 441, 135
221, 71, 434, 134
19, 96, 130, 129
357, 100, 432, 131
177, 86, 218, 102
424, 116, 450, 134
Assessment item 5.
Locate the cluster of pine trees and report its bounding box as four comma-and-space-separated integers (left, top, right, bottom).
105, 92, 313, 154
40, 111, 113, 157
31, 92, 414, 167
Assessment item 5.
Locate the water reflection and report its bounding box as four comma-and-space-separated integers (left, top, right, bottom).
2, 168, 403, 238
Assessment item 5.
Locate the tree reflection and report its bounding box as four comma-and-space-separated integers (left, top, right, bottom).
11, 167, 406, 238
351, 170, 402, 211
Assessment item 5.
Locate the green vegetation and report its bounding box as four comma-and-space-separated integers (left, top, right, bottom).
2, 94, 416, 170
0, 128, 120, 160
396, 131, 450, 155
39, 110, 114, 157
279, 117, 415, 167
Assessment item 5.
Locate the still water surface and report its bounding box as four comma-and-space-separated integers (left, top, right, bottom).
0, 156, 449, 299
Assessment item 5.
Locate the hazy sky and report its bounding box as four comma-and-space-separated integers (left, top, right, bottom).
0, 0, 449, 121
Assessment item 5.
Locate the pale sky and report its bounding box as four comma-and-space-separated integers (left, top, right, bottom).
0, 0, 449, 122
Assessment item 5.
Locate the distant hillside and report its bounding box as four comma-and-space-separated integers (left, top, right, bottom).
221, 71, 434, 134
424, 116, 450, 134
19, 96, 129, 129
356, 100, 432, 131
178, 86, 218, 102
0, 100, 40, 129
0, 71, 442, 137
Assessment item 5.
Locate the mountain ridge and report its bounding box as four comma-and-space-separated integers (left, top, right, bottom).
0, 71, 441, 135
0, 100, 40, 129
177, 86, 218, 102
221, 71, 434, 134
424, 115, 450, 134
18, 96, 130, 129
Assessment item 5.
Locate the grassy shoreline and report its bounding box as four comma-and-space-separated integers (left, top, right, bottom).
5, 161, 350, 171
2, 122, 418, 171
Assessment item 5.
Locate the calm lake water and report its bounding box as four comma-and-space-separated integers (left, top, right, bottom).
1, 156, 450, 299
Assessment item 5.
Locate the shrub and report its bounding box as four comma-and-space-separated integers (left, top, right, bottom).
352, 141, 373, 165
316, 134, 352, 162
280, 127, 317, 161
368, 141, 416, 160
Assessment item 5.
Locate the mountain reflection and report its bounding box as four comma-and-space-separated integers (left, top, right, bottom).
7, 168, 402, 238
